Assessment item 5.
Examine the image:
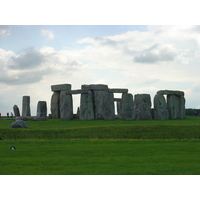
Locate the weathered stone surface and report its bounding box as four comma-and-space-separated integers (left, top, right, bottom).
80, 90, 95, 120
51, 84, 71, 92
60, 91, 73, 120
22, 96, 31, 117
13, 105, 20, 117
167, 94, 185, 119
77, 107, 80, 119
121, 93, 135, 120
50, 92, 60, 118
109, 89, 128, 93
102, 93, 115, 120
157, 90, 184, 96
37, 101, 47, 118
154, 94, 169, 120
65, 90, 83, 95
81, 84, 109, 92
11, 120, 28, 128
134, 94, 152, 120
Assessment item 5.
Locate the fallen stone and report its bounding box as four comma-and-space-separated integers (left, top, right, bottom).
11, 120, 28, 128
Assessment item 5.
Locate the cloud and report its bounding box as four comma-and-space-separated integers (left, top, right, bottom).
41, 29, 54, 39
0, 25, 10, 36
8, 48, 45, 70
134, 44, 178, 63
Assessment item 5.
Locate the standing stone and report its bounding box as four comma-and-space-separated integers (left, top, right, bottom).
80, 90, 95, 120
154, 94, 169, 120
37, 101, 47, 118
135, 94, 152, 120
22, 96, 31, 117
178, 95, 186, 119
60, 91, 73, 120
121, 93, 136, 120
13, 105, 20, 117
102, 93, 115, 120
51, 91, 60, 118
167, 94, 179, 119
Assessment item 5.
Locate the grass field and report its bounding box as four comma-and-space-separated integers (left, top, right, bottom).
1, 116, 200, 175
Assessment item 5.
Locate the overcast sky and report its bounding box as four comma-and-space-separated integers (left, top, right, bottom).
1, 25, 200, 115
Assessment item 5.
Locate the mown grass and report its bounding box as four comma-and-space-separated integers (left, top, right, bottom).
1, 116, 200, 140
1, 139, 200, 175
1, 116, 200, 175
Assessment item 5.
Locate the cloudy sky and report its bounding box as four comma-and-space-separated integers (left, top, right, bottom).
0, 25, 200, 115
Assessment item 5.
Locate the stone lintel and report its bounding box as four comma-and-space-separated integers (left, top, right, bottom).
157, 90, 184, 96
109, 89, 128, 93
65, 89, 83, 95
51, 84, 71, 92
81, 84, 109, 91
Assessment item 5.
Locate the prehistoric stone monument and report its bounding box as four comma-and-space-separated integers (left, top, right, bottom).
154, 90, 185, 120
22, 96, 31, 117
50, 83, 186, 121
13, 105, 20, 117
36, 101, 47, 120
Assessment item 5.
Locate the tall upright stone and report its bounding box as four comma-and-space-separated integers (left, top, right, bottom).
167, 94, 178, 119
135, 94, 152, 120
37, 101, 47, 118
13, 105, 20, 117
51, 91, 60, 118
51, 84, 71, 119
22, 96, 31, 117
60, 91, 73, 120
154, 94, 169, 120
80, 90, 95, 120
121, 93, 135, 120
102, 93, 115, 120
116, 100, 122, 118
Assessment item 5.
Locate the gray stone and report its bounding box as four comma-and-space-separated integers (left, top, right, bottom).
116, 100, 122, 118
135, 94, 152, 120
157, 90, 184, 96
22, 96, 31, 117
60, 91, 73, 120
109, 88, 128, 93
121, 93, 136, 120
50, 91, 60, 118
153, 94, 169, 120
11, 120, 28, 128
167, 94, 185, 119
51, 84, 71, 92
65, 89, 83, 95
13, 105, 20, 117
102, 93, 115, 120
81, 84, 109, 92
80, 90, 95, 120
37, 101, 47, 118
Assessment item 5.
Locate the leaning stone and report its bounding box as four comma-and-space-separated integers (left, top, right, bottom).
102, 93, 115, 120
22, 96, 31, 117
60, 91, 73, 120
50, 91, 60, 118
11, 120, 28, 128
135, 94, 152, 120
154, 94, 169, 120
121, 93, 136, 120
37, 101, 47, 118
13, 105, 20, 117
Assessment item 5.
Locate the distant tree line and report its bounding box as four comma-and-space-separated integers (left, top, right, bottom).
185, 109, 200, 116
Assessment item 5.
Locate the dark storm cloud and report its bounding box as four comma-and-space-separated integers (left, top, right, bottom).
8, 48, 44, 70
134, 44, 177, 63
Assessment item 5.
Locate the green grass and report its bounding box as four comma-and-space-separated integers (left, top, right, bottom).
1, 139, 200, 175
1, 116, 200, 175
